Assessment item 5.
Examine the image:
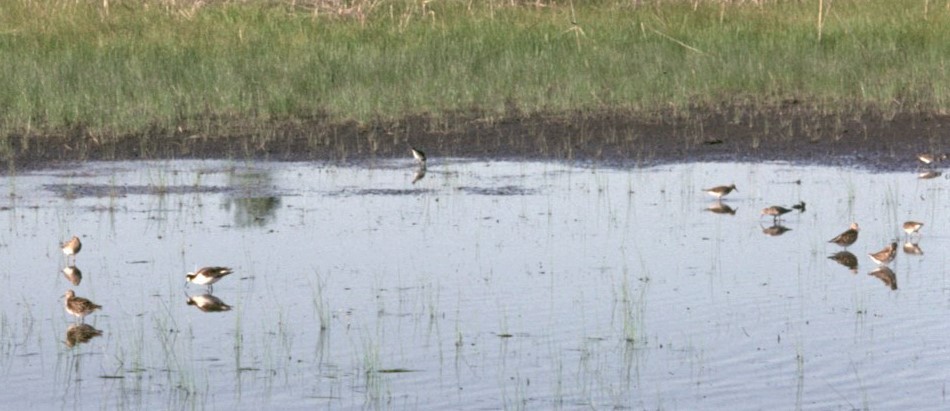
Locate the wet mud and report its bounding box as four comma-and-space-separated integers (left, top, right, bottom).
5, 104, 949, 172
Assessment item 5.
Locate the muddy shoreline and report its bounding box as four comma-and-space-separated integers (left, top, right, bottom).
5, 105, 948, 172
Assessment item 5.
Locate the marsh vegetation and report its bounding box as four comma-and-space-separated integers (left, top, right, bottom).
1, 0, 949, 167
4, 2, 947, 408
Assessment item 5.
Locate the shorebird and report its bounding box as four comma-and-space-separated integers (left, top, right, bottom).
869, 266, 897, 290
868, 242, 898, 265
902, 221, 924, 236
187, 294, 232, 313
185, 266, 234, 293
703, 184, 737, 200
917, 153, 946, 165
63, 266, 82, 286
65, 324, 103, 348
61, 236, 82, 262
918, 170, 941, 179
828, 251, 858, 273
761, 205, 793, 222
410, 147, 426, 164
828, 223, 859, 248
63, 290, 101, 323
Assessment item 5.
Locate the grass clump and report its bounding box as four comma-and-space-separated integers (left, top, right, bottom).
1, 0, 949, 138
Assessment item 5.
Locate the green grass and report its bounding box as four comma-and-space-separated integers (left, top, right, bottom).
1, 0, 949, 137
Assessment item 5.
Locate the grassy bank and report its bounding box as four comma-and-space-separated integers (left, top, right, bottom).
1, 0, 949, 138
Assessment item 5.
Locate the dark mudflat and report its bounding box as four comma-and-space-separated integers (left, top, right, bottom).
5, 104, 948, 172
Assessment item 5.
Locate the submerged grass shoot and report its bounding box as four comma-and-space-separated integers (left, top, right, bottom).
310, 272, 330, 331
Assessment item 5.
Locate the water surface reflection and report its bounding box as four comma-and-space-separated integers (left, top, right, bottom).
0, 160, 948, 410
186, 293, 232, 313
62, 265, 82, 286
65, 324, 102, 348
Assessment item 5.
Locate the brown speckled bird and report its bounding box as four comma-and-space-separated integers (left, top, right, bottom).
703, 184, 737, 200
902, 221, 924, 236
63, 290, 101, 323
828, 223, 860, 248
761, 205, 793, 222
868, 242, 898, 265
61, 236, 82, 263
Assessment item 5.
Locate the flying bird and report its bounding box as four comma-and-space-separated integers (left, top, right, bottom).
410, 147, 426, 164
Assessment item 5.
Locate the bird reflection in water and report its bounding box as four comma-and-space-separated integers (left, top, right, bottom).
705, 202, 737, 215
902, 241, 923, 255
827, 251, 858, 273
65, 323, 102, 347
63, 266, 82, 286
761, 223, 792, 237
186, 294, 232, 313
868, 266, 897, 290
412, 164, 426, 185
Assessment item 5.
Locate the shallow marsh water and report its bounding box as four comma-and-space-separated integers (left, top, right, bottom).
1, 159, 950, 410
